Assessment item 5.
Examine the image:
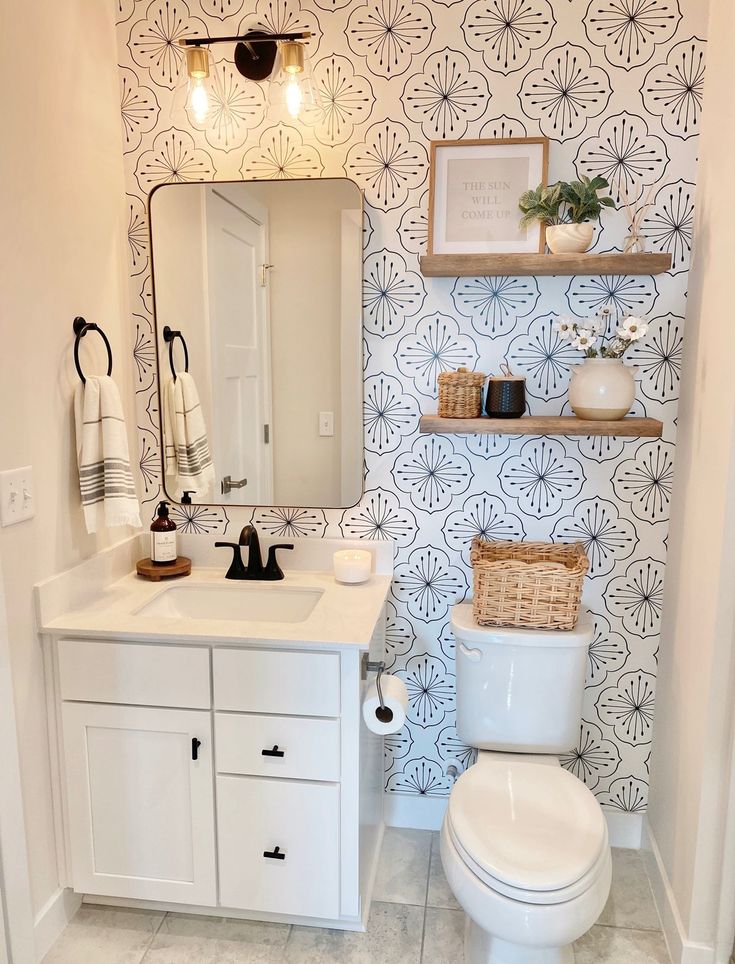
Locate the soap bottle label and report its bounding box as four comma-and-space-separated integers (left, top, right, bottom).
151, 532, 177, 563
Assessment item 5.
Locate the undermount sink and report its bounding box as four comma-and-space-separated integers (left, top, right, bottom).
135, 584, 323, 624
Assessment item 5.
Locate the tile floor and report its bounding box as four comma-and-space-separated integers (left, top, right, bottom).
42, 829, 670, 964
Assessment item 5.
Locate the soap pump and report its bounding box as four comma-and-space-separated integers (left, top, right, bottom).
150, 500, 177, 565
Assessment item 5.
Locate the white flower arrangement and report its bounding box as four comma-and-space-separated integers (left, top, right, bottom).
555, 307, 649, 358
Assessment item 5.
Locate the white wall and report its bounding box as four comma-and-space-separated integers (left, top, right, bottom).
0, 554, 35, 964
0, 0, 132, 940
646, 1, 735, 959
255, 180, 358, 507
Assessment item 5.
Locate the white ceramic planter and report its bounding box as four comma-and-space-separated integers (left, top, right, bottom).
569, 359, 636, 421
546, 223, 594, 254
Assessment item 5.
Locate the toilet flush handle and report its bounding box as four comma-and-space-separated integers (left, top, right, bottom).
459, 643, 482, 662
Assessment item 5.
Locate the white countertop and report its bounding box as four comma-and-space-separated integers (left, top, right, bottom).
36, 535, 393, 651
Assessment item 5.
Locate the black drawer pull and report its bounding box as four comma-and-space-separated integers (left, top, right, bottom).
263, 846, 286, 860
191, 738, 201, 761
261, 745, 285, 758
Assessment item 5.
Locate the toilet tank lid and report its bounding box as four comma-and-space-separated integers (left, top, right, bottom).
451, 604, 593, 648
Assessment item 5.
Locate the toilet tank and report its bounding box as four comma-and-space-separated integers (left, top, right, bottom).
451, 604, 593, 753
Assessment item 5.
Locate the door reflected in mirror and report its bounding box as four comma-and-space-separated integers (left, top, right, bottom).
149, 178, 364, 510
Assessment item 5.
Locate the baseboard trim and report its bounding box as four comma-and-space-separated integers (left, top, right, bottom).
384, 793, 643, 848
384, 793, 448, 831
603, 807, 643, 848
33, 887, 81, 962
643, 819, 715, 964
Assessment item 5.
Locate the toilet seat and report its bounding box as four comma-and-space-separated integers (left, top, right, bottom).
447, 759, 608, 906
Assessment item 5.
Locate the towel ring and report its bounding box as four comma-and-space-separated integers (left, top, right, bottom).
163, 326, 189, 381
73, 317, 113, 385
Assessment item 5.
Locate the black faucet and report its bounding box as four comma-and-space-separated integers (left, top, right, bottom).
215, 525, 294, 581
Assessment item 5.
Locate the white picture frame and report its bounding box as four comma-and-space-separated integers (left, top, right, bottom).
428, 137, 550, 255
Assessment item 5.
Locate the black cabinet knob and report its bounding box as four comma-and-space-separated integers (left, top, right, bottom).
191, 738, 201, 761
263, 846, 286, 860
261, 745, 285, 758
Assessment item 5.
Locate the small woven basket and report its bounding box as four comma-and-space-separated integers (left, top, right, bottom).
437, 367, 486, 418
470, 539, 589, 631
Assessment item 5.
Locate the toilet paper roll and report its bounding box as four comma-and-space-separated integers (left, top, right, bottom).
362, 674, 409, 735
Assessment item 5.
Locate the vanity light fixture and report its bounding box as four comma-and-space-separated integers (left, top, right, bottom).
177, 31, 315, 125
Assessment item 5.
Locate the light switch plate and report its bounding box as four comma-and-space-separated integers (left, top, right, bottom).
319, 412, 335, 437
0, 466, 35, 526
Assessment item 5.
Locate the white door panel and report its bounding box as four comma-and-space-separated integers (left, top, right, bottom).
206, 188, 273, 502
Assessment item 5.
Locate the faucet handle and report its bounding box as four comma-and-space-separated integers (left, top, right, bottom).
263, 544, 294, 581
214, 542, 247, 580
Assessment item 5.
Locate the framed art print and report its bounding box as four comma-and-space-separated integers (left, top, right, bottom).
428, 138, 549, 255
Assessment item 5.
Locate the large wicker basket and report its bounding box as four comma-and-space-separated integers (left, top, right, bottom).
470, 539, 589, 631
437, 367, 486, 418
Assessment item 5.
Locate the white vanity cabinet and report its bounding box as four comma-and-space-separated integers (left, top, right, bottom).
49, 622, 384, 929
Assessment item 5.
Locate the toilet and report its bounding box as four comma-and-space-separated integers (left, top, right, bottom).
441, 603, 612, 964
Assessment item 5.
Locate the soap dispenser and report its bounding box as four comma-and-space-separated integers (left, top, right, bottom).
150, 501, 177, 565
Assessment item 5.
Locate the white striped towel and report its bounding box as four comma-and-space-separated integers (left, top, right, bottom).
163, 372, 215, 500
74, 375, 142, 534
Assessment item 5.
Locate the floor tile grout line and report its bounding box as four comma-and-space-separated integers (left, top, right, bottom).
138, 910, 167, 964
595, 922, 668, 937
418, 834, 434, 962
596, 920, 663, 933
376, 898, 430, 908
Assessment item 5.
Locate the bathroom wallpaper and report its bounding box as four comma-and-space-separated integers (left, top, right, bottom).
116, 0, 707, 814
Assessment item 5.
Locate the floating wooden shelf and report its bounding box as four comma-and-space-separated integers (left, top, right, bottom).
419, 252, 672, 278
419, 415, 663, 438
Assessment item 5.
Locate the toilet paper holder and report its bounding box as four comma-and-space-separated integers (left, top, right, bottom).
361, 655, 388, 715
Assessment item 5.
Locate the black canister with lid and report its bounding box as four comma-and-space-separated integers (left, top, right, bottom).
485, 365, 526, 418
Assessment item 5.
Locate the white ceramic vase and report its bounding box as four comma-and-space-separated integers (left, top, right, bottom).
546, 223, 594, 254
569, 358, 636, 421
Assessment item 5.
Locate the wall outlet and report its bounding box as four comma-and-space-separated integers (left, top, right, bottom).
0, 466, 35, 527
319, 412, 335, 437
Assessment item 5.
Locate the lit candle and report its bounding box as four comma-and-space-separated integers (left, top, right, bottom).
333, 549, 372, 584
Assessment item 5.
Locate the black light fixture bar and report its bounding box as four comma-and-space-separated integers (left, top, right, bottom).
179, 30, 312, 83
178, 32, 311, 47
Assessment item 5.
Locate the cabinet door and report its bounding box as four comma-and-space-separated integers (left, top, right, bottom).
62, 702, 216, 905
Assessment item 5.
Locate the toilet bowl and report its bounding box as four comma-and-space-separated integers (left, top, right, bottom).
440, 753, 611, 964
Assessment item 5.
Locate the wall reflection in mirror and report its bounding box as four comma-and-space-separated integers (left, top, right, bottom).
149, 178, 363, 509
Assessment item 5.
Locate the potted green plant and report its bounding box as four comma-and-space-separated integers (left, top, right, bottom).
518, 176, 616, 254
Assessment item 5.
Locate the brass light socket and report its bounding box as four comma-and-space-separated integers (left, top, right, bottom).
280, 40, 305, 75
186, 46, 210, 79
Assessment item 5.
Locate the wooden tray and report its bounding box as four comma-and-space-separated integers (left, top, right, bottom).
136, 557, 191, 581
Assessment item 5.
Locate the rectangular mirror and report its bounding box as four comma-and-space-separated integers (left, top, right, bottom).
149, 178, 363, 509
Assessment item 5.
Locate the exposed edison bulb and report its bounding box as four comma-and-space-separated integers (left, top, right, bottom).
284, 76, 303, 119
179, 46, 213, 128
189, 77, 210, 125
269, 40, 318, 124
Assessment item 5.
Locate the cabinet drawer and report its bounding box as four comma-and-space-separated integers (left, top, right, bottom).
58, 639, 210, 709
217, 775, 339, 918
215, 713, 340, 782
213, 649, 340, 717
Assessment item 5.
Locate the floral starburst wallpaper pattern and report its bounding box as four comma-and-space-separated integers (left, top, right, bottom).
116, 0, 707, 816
